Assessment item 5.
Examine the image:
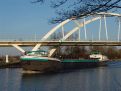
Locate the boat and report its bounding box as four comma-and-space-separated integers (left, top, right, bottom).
61, 51, 108, 70
20, 50, 62, 73
20, 50, 108, 73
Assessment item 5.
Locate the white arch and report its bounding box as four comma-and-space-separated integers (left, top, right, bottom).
41, 19, 71, 41
32, 19, 71, 51
96, 12, 121, 17
32, 12, 121, 56
62, 17, 101, 41
49, 17, 101, 57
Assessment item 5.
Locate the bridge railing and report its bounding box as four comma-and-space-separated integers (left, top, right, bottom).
0, 38, 121, 42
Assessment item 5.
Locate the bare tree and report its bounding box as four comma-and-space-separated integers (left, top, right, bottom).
33, 0, 121, 23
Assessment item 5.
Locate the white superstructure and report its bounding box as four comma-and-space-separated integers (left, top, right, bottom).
20, 50, 61, 62
89, 52, 108, 61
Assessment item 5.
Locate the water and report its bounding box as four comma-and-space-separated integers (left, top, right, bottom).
1, 62, 121, 91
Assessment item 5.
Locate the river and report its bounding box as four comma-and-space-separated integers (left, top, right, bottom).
0, 61, 121, 91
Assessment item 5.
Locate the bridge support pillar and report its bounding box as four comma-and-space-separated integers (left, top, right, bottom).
32, 44, 42, 51
6, 55, 9, 63
48, 48, 57, 57
12, 44, 25, 53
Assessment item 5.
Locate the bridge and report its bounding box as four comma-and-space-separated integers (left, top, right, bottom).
1, 41, 121, 46
1, 12, 121, 56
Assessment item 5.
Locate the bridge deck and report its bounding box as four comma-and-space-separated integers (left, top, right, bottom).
0, 41, 121, 46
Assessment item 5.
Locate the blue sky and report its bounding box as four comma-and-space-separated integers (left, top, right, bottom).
0, 0, 120, 40
0, 0, 56, 36
0, 0, 58, 55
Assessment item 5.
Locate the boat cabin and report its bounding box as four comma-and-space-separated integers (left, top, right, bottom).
89, 51, 108, 61
25, 50, 48, 57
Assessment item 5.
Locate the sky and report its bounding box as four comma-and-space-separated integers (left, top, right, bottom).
0, 0, 121, 56
0, 0, 58, 55
0, 0, 56, 37
0, 0, 121, 40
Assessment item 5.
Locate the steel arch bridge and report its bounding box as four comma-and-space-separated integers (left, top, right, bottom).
0, 12, 121, 56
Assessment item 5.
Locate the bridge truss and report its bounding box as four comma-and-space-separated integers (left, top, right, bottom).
0, 12, 121, 56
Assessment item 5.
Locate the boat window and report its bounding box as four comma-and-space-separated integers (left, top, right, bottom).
90, 51, 101, 55
26, 50, 48, 56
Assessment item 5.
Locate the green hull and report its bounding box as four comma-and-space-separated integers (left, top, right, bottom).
62, 59, 99, 63
21, 57, 99, 63
20, 58, 48, 62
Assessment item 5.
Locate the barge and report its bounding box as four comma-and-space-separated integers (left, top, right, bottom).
20, 50, 108, 73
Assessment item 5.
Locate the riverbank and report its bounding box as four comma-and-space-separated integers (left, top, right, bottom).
0, 61, 21, 68
0, 56, 21, 68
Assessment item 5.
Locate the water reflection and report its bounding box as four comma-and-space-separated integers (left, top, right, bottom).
1, 63, 121, 91
0, 68, 22, 91
21, 67, 121, 91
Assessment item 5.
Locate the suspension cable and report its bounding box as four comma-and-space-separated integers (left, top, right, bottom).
79, 28, 81, 41
99, 17, 102, 41
118, 18, 121, 42
104, 15, 108, 41
61, 25, 65, 38
84, 18, 87, 40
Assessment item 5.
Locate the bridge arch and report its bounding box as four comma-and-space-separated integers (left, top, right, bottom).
32, 12, 121, 57
1, 12, 120, 55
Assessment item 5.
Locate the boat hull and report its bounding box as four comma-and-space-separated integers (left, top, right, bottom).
61, 61, 106, 70
21, 59, 107, 73
22, 60, 61, 73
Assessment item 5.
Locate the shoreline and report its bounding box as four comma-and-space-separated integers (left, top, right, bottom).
0, 61, 21, 68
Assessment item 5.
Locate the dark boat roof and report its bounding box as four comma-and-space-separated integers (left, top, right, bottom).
90, 51, 101, 54
27, 50, 47, 53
